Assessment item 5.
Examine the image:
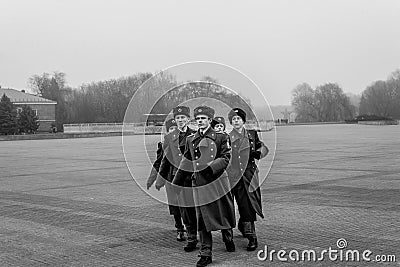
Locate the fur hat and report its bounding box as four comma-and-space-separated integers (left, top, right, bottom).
211, 116, 226, 129
194, 106, 215, 119
165, 118, 177, 131
228, 108, 246, 123
172, 106, 190, 118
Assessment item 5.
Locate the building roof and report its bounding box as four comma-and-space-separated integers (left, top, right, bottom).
0, 88, 56, 104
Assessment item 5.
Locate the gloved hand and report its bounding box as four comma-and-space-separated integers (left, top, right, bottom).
146, 182, 152, 190
155, 184, 163, 191
251, 151, 262, 160
155, 176, 165, 190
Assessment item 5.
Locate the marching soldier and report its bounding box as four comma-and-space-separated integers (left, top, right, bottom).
146, 118, 186, 241
158, 106, 198, 251
173, 106, 235, 267
211, 116, 226, 133
227, 108, 269, 251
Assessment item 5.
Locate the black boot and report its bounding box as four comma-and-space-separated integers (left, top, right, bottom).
196, 256, 212, 267
183, 240, 198, 252
247, 237, 258, 251
177, 229, 186, 241
225, 240, 235, 252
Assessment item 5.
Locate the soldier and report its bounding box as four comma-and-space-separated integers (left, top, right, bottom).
158, 106, 198, 251
227, 108, 268, 251
146, 118, 185, 241
211, 116, 226, 133
173, 106, 235, 267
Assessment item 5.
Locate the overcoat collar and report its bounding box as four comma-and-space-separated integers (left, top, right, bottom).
171, 127, 191, 141
192, 126, 217, 142
229, 128, 252, 142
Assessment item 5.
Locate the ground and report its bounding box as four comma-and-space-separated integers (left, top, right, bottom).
0, 124, 399, 266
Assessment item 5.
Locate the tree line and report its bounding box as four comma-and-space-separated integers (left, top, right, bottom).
27, 72, 254, 130
292, 69, 400, 122
7, 67, 399, 131
359, 70, 400, 119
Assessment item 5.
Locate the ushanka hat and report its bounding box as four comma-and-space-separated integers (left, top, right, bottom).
165, 118, 177, 131
172, 106, 190, 118
194, 106, 215, 119
228, 108, 246, 123
211, 116, 226, 129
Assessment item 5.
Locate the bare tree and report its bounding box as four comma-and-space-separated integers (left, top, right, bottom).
359, 70, 400, 119
291, 83, 318, 122
292, 83, 355, 122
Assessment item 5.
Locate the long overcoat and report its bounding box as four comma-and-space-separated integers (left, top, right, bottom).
158, 127, 196, 178
146, 142, 181, 215
157, 127, 196, 210
173, 127, 236, 232
227, 128, 269, 219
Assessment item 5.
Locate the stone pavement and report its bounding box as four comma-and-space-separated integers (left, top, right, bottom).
0, 124, 399, 266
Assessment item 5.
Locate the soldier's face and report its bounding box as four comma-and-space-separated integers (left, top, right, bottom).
167, 126, 177, 133
214, 123, 225, 133
232, 115, 244, 130
196, 115, 211, 130
175, 115, 189, 128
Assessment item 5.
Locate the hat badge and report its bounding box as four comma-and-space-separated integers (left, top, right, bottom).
235, 110, 238, 113
198, 108, 202, 112
178, 108, 182, 112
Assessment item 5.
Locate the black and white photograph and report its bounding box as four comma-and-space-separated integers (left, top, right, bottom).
1, 1, 399, 266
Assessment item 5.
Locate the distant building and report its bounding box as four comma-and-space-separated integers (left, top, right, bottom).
0, 88, 57, 132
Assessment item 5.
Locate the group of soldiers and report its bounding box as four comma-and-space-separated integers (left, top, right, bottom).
146, 105, 268, 267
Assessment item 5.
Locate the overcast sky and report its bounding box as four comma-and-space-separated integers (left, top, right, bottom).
1, 0, 399, 105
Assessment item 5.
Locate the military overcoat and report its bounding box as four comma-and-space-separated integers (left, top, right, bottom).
173, 127, 236, 232
227, 128, 268, 219
145, 142, 181, 215
158, 127, 195, 179
157, 127, 196, 209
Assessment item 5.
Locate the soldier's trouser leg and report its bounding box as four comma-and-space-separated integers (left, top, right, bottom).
173, 214, 184, 231
243, 221, 256, 239
199, 230, 212, 257
198, 214, 212, 257
181, 206, 197, 243
234, 179, 256, 239
237, 217, 244, 235
221, 228, 233, 243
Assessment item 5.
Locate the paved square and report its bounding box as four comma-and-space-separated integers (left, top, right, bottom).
1, 124, 399, 266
